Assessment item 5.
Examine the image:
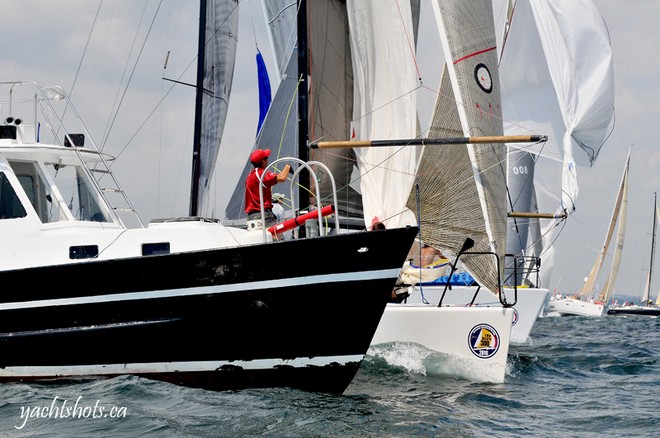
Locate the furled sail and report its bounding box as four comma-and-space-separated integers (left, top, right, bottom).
195, 0, 239, 216
417, 0, 507, 294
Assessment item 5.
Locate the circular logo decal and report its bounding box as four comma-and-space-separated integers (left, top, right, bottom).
512, 308, 519, 326
468, 323, 500, 359
474, 63, 493, 93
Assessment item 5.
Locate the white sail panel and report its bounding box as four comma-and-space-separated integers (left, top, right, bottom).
499, 0, 614, 213
347, 0, 419, 229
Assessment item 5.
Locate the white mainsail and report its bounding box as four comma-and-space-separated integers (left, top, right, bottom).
655, 203, 660, 306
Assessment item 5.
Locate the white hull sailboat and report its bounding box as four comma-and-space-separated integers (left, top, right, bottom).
404, 284, 548, 345
371, 305, 512, 383
547, 149, 630, 317
347, 0, 517, 383
546, 296, 606, 317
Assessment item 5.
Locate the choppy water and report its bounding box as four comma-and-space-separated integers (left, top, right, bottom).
1, 315, 658, 437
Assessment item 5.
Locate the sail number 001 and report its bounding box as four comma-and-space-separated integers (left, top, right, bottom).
511, 166, 528, 175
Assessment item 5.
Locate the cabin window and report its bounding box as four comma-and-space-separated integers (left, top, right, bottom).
9, 160, 66, 223
142, 242, 170, 256
0, 171, 27, 219
43, 162, 109, 223
69, 245, 99, 259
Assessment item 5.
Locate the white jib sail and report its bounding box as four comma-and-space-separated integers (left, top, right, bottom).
346, 0, 419, 229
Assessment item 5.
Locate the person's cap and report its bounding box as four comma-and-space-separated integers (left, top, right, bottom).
250, 148, 271, 165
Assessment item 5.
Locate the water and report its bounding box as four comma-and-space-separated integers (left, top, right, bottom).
1, 315, 657, 437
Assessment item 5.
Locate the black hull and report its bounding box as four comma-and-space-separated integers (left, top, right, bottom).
607, 307, 660, 316
0, 226, 418, 394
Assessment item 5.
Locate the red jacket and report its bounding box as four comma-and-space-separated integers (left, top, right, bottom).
244, 167, 277, 213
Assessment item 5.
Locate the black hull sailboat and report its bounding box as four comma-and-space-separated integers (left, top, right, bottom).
0, 2, 417, 397
607, 193, 660, 317
0, 227, 416, 394
606, 306, 660, 317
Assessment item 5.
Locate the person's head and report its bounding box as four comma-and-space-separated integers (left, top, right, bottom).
371, 221, 386, 230
250, 148, 271, 168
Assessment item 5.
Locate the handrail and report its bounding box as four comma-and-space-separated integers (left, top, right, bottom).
438, 237, 516, 307
258, 158, 339, 243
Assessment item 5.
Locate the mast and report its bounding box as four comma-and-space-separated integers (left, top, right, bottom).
296, 0, 309, 213
189, 0, 207, 216
643, 192, 657, 305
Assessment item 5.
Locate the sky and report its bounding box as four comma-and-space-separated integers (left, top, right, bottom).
1, 0, 659, 298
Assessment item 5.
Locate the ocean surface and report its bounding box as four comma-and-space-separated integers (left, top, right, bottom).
1, 314, 658, 437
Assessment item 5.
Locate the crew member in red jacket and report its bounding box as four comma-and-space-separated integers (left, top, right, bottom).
244, 148, 291, 226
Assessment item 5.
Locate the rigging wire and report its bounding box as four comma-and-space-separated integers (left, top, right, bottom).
69, 1, 104, 100
104, 0, 164, 156
56, 0, 104, 138
101, 0, 151, 152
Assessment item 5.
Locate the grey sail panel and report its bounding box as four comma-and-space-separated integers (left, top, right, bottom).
505, 149, 536, 285
199, 0, 239, 216
262, 0, 297, 76
308, 0, 362, 219
224, 50, 299, 220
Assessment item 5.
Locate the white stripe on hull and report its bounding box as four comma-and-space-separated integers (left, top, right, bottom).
0, 268, 400, 311
0, 354, 364, 377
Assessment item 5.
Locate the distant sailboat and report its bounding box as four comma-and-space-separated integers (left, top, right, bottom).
607, 192, 660, 316
547, 148, 630, 317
